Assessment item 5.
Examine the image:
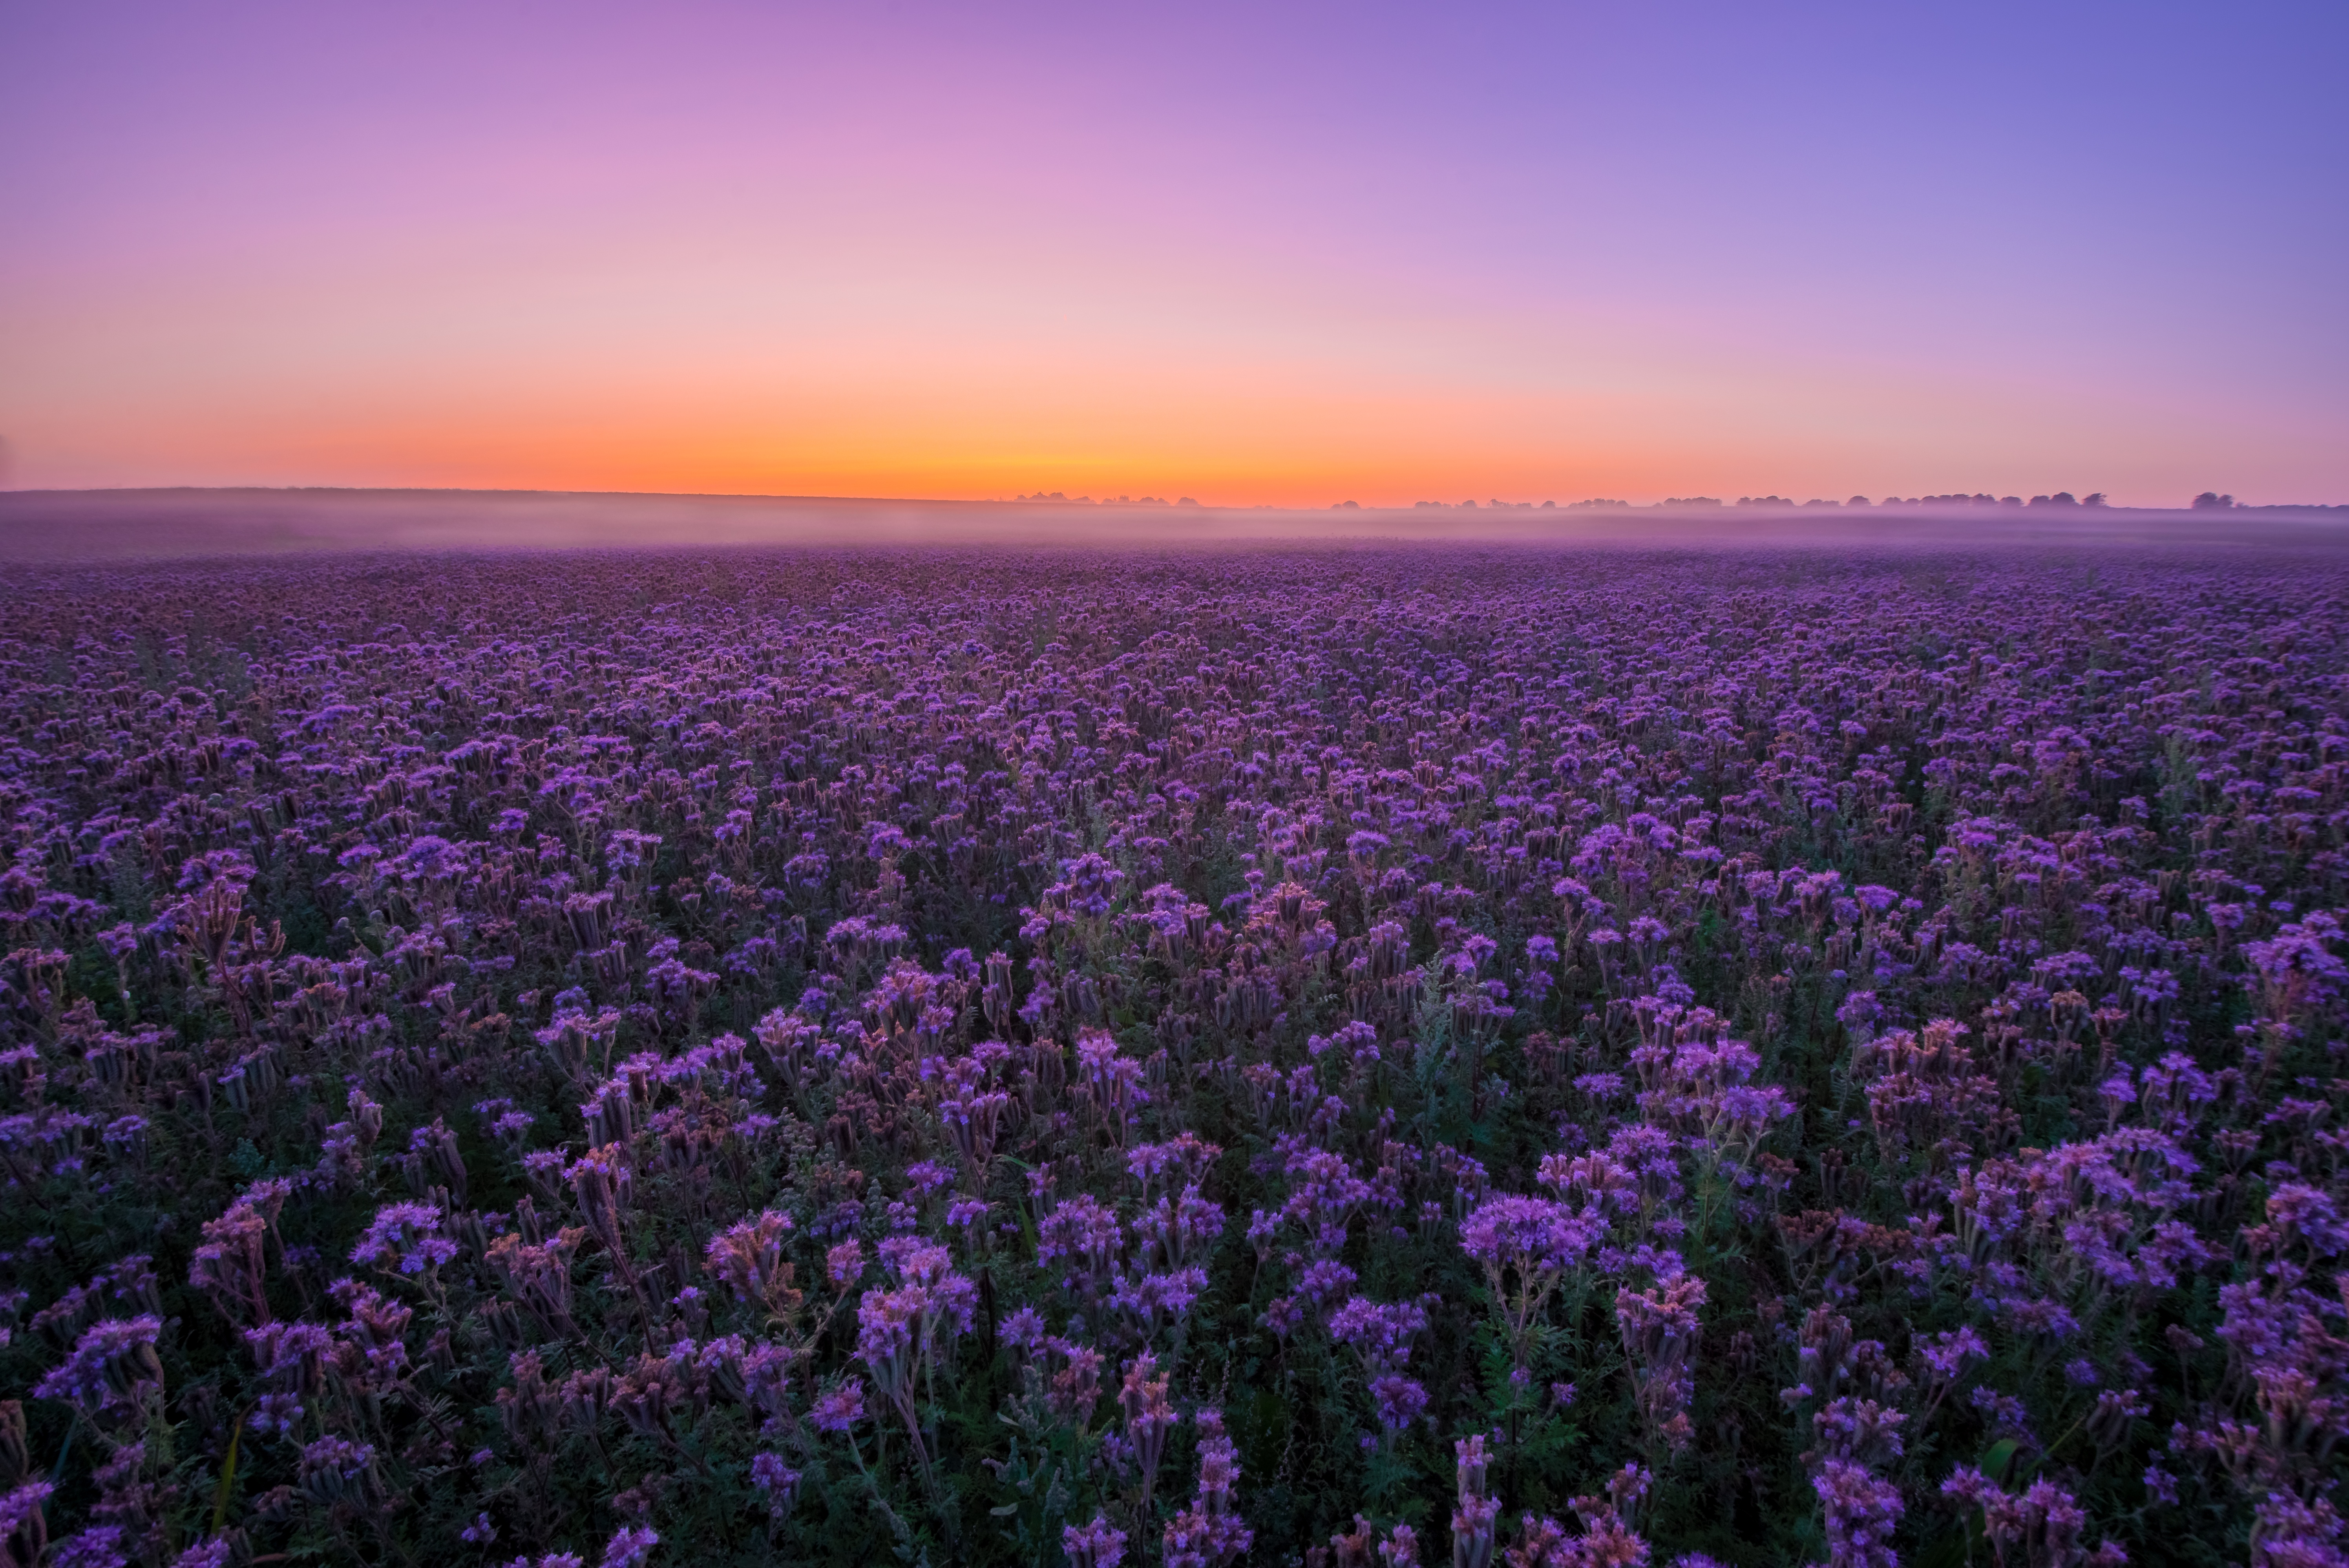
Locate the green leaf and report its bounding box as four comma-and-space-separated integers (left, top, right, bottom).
212, 1418, 244, 1531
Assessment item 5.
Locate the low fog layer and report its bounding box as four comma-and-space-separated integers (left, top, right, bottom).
0, 487, 2343, 562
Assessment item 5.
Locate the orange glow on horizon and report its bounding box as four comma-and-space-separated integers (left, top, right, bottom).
5, 5, 2340, 509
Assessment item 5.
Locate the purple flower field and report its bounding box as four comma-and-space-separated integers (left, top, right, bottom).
0, 543, 2344, 1568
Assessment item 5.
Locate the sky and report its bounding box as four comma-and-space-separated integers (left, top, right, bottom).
2, 1, 2344, 508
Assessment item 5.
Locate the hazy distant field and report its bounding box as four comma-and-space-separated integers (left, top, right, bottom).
1, 532, 2344, 1568
2, 486, 2344, 562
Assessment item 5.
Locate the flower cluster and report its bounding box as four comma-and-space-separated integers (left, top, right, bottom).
0, 544, 2340, 1564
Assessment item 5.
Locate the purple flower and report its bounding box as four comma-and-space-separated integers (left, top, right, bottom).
1063, 1513, 1129, 1568
810, 1382, 866, 1434
349, 1201, 457, 1275
1, 1483, 54, 1553
599, 1525, 658, 1568
1002, 1305, 1048, 1351
50, 1526, 128, 1568
1917, 1327, 1987, 1382
35, 1316, 164, 1412
1459, 1195, 1599, 1276
1368, 1373, 1428, 1432
1298, 1259, 1359, 1304
1813, 1459, 1902, 1568
1328, 1296, 1430, 1370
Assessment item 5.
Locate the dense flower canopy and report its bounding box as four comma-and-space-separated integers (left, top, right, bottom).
0, 542, 2343, 1566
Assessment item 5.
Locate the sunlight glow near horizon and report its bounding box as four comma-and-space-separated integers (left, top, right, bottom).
2, 2, 2344, 507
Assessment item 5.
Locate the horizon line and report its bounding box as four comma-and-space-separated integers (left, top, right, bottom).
3, 484, 2344, 515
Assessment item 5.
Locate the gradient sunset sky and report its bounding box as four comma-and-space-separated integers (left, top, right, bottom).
4, 2, 2343, 507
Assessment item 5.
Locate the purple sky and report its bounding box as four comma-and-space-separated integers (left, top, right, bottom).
3, 1, 2343, 505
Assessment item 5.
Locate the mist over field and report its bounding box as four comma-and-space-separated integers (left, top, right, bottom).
0, 487, 2344, 564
